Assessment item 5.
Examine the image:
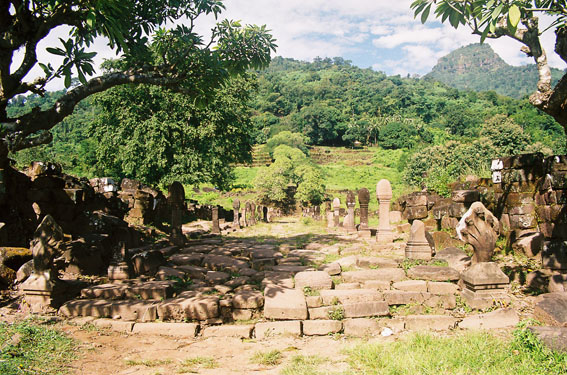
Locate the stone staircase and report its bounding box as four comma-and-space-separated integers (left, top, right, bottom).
59, 234, 522, 338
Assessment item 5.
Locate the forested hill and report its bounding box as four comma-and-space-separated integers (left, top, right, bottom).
425, 43, 565, 99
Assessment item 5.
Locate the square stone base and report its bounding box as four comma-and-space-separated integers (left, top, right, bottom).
376, 231, 394, 244
461, 288, 510, 310
358, 229, 372, 238
108, 264, 130, 280
405, 244, 432, 260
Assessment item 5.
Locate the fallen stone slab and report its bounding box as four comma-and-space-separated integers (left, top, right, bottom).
156, 266, 186, 281
232, 309, 253, 321
59, 300, 111, 318
92, 319, 134, 333
425, 294, 457, 309
393, 280, 428, 292
305, 295, 323, 308
81, 284, 126, 299
173, 265, 207, 279
202, 324, 254, 338
529, 326, 567, 353
109, 300, 158, 322
232, 290, 264, 309
343, 301, 389, 318
342, 269, 405, 283
169, 253, 203, 266
319, 262, 341, 276
336, 256, 358, 269
261, 272, 294, 288
405, 315, 457, 331
264, 286, 308, 320
427, 281, 459, 295
255, 321, 302, 339
272, 265, 314, 273
205, 271, 230, 284
124, 281, 175, 300
336, 283, 361, 290
302, 320, 342, 336
319, 289, 383, 305
157, 291, 219, 321
202, 254, 248, 272
356, 257, 399, 268
383, 291, 429, 305
132, 322, 198, 337
549, 273, 567, 293
434, 247, 471, 272
308, 306, 335, 320
534, 293, 567, 326
458, 308, 519, 330
294, 271, 333, 290
343, 318, 379, 337
407, 266, 460, 281
363, 280, 390, 290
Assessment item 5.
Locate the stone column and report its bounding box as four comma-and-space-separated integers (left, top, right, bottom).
211, 206, 221, 235
250, 202, 257, 225
358, 188, 371, 238
168, 181, 185, 246
376, 179, 394, 244
108, 241, 131, 281
344, 190, 356, 232
232, 199, 241, 229
405, 220, 433, 260
326, 202, 334, 228
244, 201, 251, 227
333, 198, 341, 228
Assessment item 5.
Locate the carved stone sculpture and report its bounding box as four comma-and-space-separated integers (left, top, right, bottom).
456, 202, 499, 263
344, 191, 356, 232
232, 199, 241, 229
211, 206, 221, 235
405, 220, 433, 260
358, 188, 371, 237
376, 179, 394, 244
168, 182, 185, 246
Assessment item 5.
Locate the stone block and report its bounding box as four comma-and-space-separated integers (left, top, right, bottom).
542, 241, 567, 270
232, 290, 264, 309
405, 206, 428, 220
509, 214, 537, 230
342, 269, 405, 283
109, 300, 158, 322
80, 284, 126, 299
356, 257, 399, 268
534, 293, 567, 326
363, 280, 390, 290
449, 203, 467, 218
232, 309, 253, 321
512, 232, 544, 257
549, 273, 567, 293
343, 301, 389, 318
262, 272, 294, 289
272, 265, 314, 273
389, 211, 402, 223
255, 321, 302, 339
263, 286, 307, 320
407, 266, 460, 281
552, 171, 567, 189
319, 262, 341, 276
392, 280, 428, 292
452, 190, 480, 203
427, 282, 458, 295
206, 271, 230, 284
405, 315, 457, 331
306, 295, 323, 308
529, 326, 567, 353
406, 194, 428, 207
202, 324, 253, 338
458, 308, 519, 329
343, 318, 379, 337
92, 319, 134, 333
156, 266, 186, 281
294, 271, 333, 290
302, 320, 342, 335
131, 250, 166, 275
308, 306, 335, 320
384, 291, 429, 305
125, 281, 174, 300
425, 294, 456, 309
132, 322, 198, 337
319, 289, 383, 305
59, 300, 111, 318
157, 292, 219, 321
170, 253, 203, 266
336, 283, 361, 290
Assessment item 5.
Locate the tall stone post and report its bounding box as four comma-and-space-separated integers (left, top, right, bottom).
211, 206, 221, 235
168, 181, 185, 246
405, 220, 433, 260
376, 179, 394, 244
232, 199, 241, 229
244, 201, 251, 227
344, 190, 356, 232
326, 202, 334, 228
333, 198, 341, 228
358, 188, 371, 238
250, 202, 257, 225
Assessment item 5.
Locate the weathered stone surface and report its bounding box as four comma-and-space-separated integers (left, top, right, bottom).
308, 306, 335, 319
109, 300, 158, 322
384, 291, 429, 305
157, 292, 219, 321
131, 250, 166, 275
343, 301, 389, 318
319, 262, 341, 276
202, 325, 254, 338
305, 295, 323, 308
343, 318, 379, 337
59, 299, 111, 318
542, 241, 567, 270
356, 257, 398, 268
434, 247, 471, 272
342, 269, 405, 283
529, 326, 567, 353
389, 210, 402, 223
232, 309, 253, 321
405, 315, 457, 331
549, 273, 567, 292
456, 202, 499, 263
205, 271, 230, 284
405, 206, 428, 220
232, 290, 264, 309
272, 265, 314, 273
393, 280, 428, 292
406, 194, 427, 207
363, 280, 390, 290
264, 286, 308, 320
125, 281, 174, 300
376, 179, 394, 243
452, 190, 480, 203
319, 289, 383, 305
534, 293, 567, 326
132, 322, 198, 337
302, 320, 342, 335
294, 271, 333, 290
156, 266, 185, 281
255, 321, 302, 339
81, 284, 126, 299
428, 282, 458, 295
169, 253, 203, 266
202, 254, 248, 272
425, 294, 457, 309
92, 319, 134, 333
407, 266, 460, 281
262, 272, 294, 288
406, 220, 433, 260
458, 308, 519, 329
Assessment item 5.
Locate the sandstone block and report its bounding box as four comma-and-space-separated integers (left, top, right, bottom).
262, 272, 294, 288
308, 306, 334, 320
305, 295, 323, 308
59, 300, 111, 318
132, 322, 198, 337
405, 315, 457, 331
294, 271, 333, 290
356, 257, 399, 268
343, 318, 379, 337
451, 190, 479, 203
263, 286, 307, 320
542, 241, 567, 270
343, 301, 389, 318
458, 308, 519, 329
549, 273, 567, 293
529, 326, 567, 353
232, 290, 264, 309
92, 319, 134, 333
302, 320, 342, 335
342, 269, 405, 283
428, 281, 458, 295
232, 309, 253, 321
255, 321, 302, 339
202, 324, 253, 338
534, 293, 567, 326
319, 289, 382, 305
157, 292, 219, 321
80, 284, 126, 299
336, 283, 361, 290
109, 300, 158, 322
407, 266, 460, 281
363, 280, 390, 290
319, 262, 341, 275
393, 280, 428, 292
434, 247, 471, 272
383, 291, 429, 305
425, 294, 456, 309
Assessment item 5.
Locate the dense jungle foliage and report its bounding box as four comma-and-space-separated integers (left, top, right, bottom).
7, 54, 566, 192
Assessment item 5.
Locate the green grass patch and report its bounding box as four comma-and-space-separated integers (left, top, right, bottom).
327, 305, 345, 321
125, 359, 173, 367
177, 356, 218, 373
345, 324, 567, 375
251, 349, 283, 366
400, 258, 448, 272
281, 355, 327, 375
0, 319, 77, 375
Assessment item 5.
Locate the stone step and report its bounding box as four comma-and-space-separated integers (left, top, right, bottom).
80, 281, 175, 300
264, 286, 308, 320
342, 269, 406, 283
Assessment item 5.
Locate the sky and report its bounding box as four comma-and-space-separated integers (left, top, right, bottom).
17, 0, 567, 90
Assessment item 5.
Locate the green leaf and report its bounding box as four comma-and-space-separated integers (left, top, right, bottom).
421, 4, 431, 24
64, 72, 71, 88
508, 4, 521, 28
46, 47, 66, 56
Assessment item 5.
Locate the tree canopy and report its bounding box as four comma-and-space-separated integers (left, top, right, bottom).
411, 0, 567, 143
0, 0, 276, 162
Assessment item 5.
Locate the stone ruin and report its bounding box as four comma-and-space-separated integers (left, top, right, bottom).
405, 220, 433, 260
343, 191, 356, 232
333, 198, 341, 228
232, 199, 241, 229
357, 188, 371, 238
168, 182, 186, 247
457, 202, 500, 263
376, 179, 394, 244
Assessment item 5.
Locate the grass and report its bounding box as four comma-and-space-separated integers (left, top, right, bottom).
0, 319, 77, 375
280, 355, 327, 375
328, 305, 345, 321
400, 258, 449, 272
177, 356, 218, 373
250, 349, 283, 366
125, 359, 173, 367
344, 324, 567, 375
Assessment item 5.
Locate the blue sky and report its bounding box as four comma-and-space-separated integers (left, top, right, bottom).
20, 0, 566, 90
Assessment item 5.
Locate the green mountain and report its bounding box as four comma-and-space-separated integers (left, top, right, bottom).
425, 43, 565, 99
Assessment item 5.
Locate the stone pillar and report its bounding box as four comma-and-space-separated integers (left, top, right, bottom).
262, 206, 269, 222
358, 188, 371, 238
344, 190, 356, 232
244, 201, 251, 227
333, 198, 341, 228
108, 241, 131, 281
211, 206, 221, 235
250, 202, 257, 225
376, 179, 394, 244
168, 182, 185, 246
326, 202, 334, 228
460, 262, 510, 309
405, 220, 433, 260
232, 199, 241, 229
